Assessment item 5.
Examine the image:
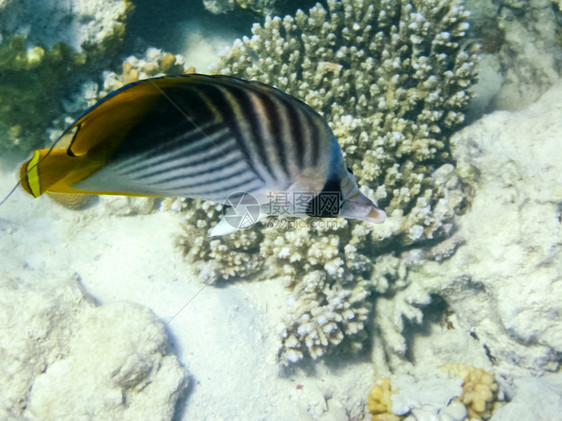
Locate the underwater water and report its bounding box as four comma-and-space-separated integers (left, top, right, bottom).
1, 0, 561, 420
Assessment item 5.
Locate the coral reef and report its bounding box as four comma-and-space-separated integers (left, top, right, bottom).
216, 0, 477, 238
367, 366, 499, 420
169, 195, 375, 360
440, 364, 499, 420
279, 270, 371, 362
171, 198, 265, 283
365, 81, 562, 414
59, 48, 191, 118
100, 48, 192, 97
211, 0, 478, 246
0, 276, 188, 420
370, 260, 433, 357
0, 0, 133, 154
174, 0, 478, 364
367, 378, 395, 419
430, 82, 562, 377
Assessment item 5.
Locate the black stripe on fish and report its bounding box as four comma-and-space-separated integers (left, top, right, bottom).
107, 83, 223, 172
158, 169, 254, 195
274, 95, 305, 172
114, 124, 228, 176
122, 131, 235, 180
138, 140, 244, 186
305, 112, 321, 167
151, 164, 249, 193
247, 91, 286, 182
124, 84, 224, 152
166, 165, 257, 194
222, 84, 276, 182
196, 82, 265, 183
297, 107, 313, 169
103, 96, 198, 163
174, 84, 223, 122
202, 178, 264, 202
255, 91, 290, 179
202, 172, 262, 197
282, 96, 305, 170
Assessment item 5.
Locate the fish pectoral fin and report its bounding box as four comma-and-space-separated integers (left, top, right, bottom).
208, 204, 268, 237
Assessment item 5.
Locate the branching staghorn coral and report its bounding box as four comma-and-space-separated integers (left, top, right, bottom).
176, 0, 478, 363
215, 0, 477, 246
170, 198, 265, 283
279, 273, 371, 363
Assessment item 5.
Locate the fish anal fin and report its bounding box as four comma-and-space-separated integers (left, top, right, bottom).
209, 204, 268, 237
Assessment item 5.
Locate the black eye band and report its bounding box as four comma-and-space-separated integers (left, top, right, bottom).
305, 177, 341, 217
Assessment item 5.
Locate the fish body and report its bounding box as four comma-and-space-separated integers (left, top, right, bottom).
20, 74, 385, 235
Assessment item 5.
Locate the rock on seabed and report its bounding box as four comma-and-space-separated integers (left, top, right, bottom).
0, 276, 188, 420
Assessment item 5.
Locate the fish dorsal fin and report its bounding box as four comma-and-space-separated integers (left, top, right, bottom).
65, 82, 166, 157
65, 76, 212, 158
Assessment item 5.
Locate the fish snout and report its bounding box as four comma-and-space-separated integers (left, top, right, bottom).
340, 193, 386, 224
366, 206, 387, 223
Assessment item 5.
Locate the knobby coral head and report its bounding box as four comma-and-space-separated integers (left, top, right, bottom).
179, 0, 479, 364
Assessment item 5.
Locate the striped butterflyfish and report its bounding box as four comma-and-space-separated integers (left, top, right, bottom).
18, 74, 386, 236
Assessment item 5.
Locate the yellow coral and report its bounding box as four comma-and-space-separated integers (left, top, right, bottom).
159, 53, 176, 73
371, 415, 402, 421
440, 363, 499, 419
122, 61, 139, 85
367, 378, 395, 416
